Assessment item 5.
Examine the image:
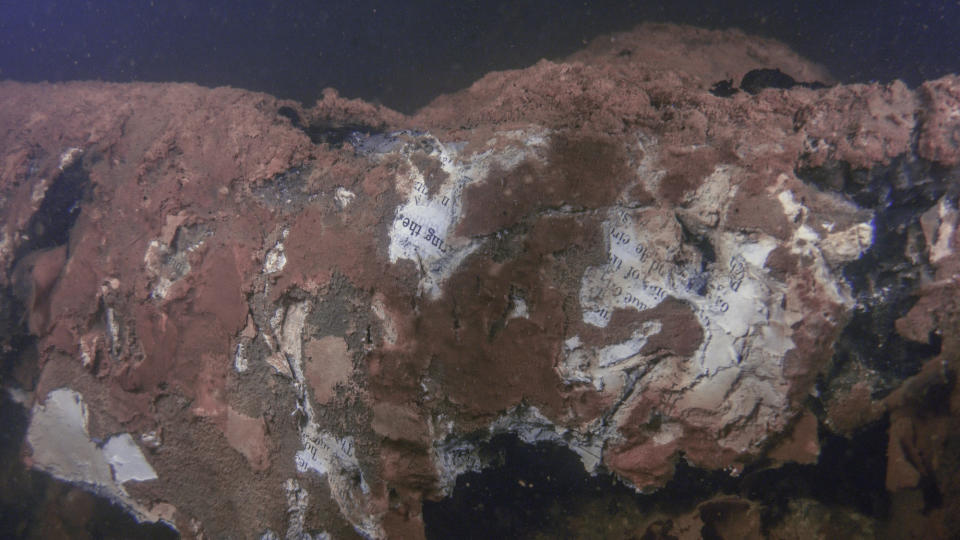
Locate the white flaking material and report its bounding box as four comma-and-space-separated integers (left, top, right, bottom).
777, 190, 805, 222
579, 207, 783, 375
279, 301, 384, 539
58, 147, 82, 170
507, 291, 530, 319
234, 342, 249, 373
26, 388, 163, 523
386, 130, 550, 298
30, 178, 51, 204
27, 388, 115, 487
931, 198, 958, 263
821, 222, 873, 264
335, 187, 356, 209
263, 242, 286, 274
103, 433, 158, 483
370, 295, 398, 347
432, 405, 609, 496
490, 406, 606, 473
560, 320, 662, 393
574, 179, 872, 454
431, 432, 486, 495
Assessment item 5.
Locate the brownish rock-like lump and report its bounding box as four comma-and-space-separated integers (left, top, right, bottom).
2, 22, 959, 539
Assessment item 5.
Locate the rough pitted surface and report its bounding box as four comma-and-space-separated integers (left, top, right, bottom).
1, 23, 959, 538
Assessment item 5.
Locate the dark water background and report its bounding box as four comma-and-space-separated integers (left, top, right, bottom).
1, 0, 959, 114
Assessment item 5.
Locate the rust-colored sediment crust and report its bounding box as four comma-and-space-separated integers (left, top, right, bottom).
2, 22, 959, 539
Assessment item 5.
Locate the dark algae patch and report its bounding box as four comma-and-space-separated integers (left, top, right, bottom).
710, 67, 829, 97
422, 434, 735, 540
14, 157, 90, 260
799, 156, 955, 394
742, 417, 892, 531
424, 417, 895, 538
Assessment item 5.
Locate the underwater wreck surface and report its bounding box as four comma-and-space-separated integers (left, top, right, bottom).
1, 23, 959, 538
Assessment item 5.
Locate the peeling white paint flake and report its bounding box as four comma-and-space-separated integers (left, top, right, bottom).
560, 320, 662, 393
142, 242, 171, 287
597, 321, 662, 369
386, 130, 549, 298
263, 242, 286, 274
507, 289, 529, 320
571, 178, 875, 454
370, 295, 398, 347
780, 190, 872, 305
58, 147, 82, 170
432, 404, 608, 494
103, 433, 158, 483
431, 434, 486, 495
6, 386, 30, 405
779, 188, 874, 267
30, 178, 51, 204
79, 332, 100, 368
27, 388, 111, 485
269, 306, 284, 338
144, 241, 190, 299
234, 342, 249, 373
277, 301, 384, 539
281, 301, 309, 361
678, 165, 737, 228
777, 189, 805, 222
105, 306, 121, 357
144, 225, 209, 300
26, 388, 162, 523
140, 430, 161, 449
931, 197, 958, 263
335, 187, 356, 209
821, 221, 873, 264
575, 206, 791, 450
262, 227, 288, 274
260, 304, 294, 377
491, 406, 606, 472
283, 479, 310, 540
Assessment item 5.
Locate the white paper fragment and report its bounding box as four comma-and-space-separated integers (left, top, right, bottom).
821, 222, 873, 263
103, 433, 158, 483
58, 147, 82, 170
335, 187, 356, 208
278, 301, 383, 539
493, 406, 606, 472
386, 130, 549, 298
432, 404, 608, 490
6, 386, 30, 405
284, 479, 310, 539
26, 388, 163, 524
27, 388, 113, 486
431, 435, 486, 495
234, 342, 249, 373
559, 321, 662, 393
263, 242, 286, 273
930, 198, 957, 263
507, 292, 529, 319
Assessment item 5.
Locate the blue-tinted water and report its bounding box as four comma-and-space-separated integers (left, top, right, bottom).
1, 0, 958, 113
